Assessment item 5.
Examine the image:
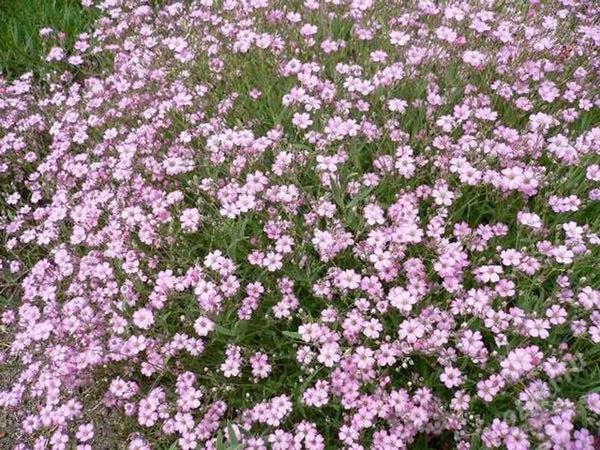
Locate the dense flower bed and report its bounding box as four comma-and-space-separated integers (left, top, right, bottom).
1, 0, 599, 448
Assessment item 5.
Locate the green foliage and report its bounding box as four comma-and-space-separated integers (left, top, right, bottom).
0, 0, 96, 78
1, 0, 599, 448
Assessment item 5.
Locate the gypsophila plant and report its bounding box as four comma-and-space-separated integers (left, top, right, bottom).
1, 0, 600, 448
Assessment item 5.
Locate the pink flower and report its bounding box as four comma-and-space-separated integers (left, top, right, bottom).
398, 319, 425, 344
440, 366, 463, 388
76, 423, 94, 442
133, 308, 154, 330
317, 342, 340, 367
193, 316, 215, 337
180, 208, 201, 232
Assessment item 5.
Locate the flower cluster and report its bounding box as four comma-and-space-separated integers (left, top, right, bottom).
1, 0, 599, 448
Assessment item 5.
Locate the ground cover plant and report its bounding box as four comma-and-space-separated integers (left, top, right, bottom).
0, 0, 600, 448
0, 0, 96, 79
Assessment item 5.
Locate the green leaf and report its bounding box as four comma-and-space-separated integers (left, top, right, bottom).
215, 430, 224, 450
282, 330, 301, 340
226, 423, 239, 443
216, 324, 235, 336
